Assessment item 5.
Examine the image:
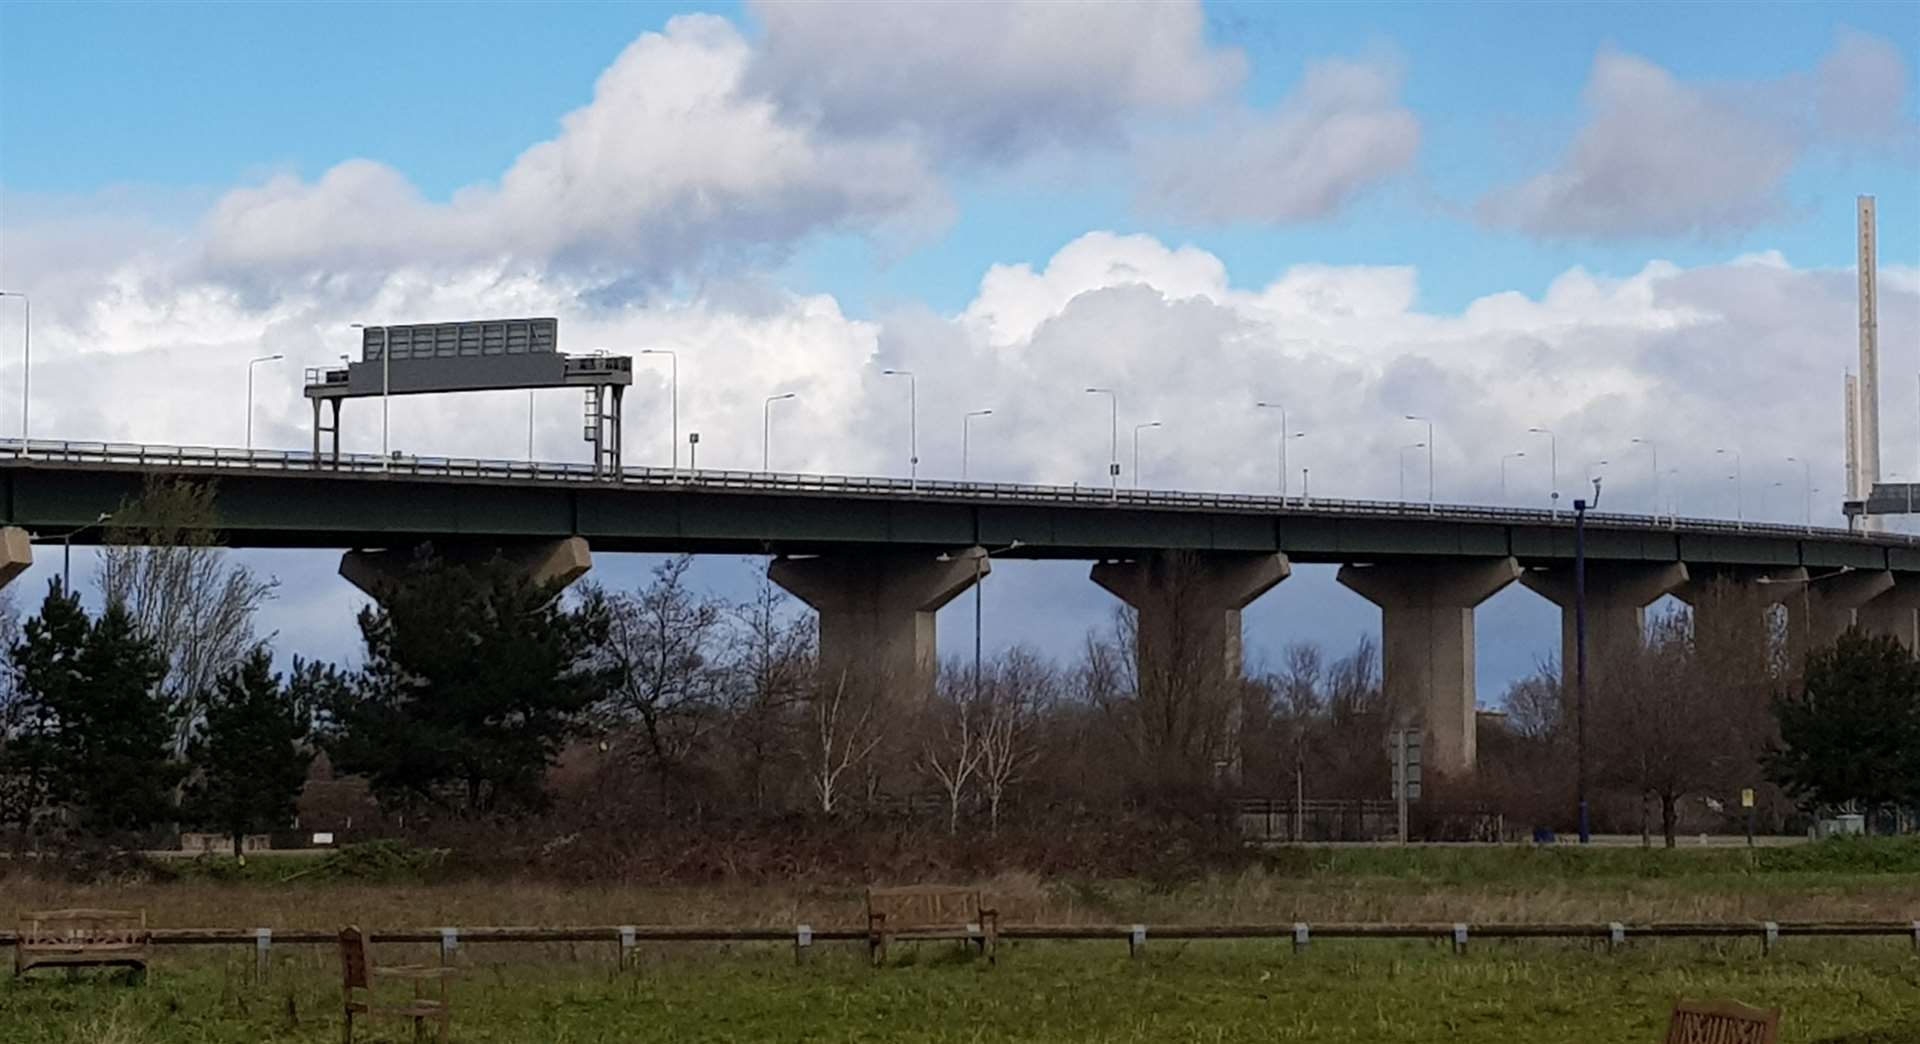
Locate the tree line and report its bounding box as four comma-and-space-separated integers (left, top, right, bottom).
1, 478, 1915, 860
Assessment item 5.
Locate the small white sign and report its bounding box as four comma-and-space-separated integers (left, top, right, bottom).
312, 832, 335, 846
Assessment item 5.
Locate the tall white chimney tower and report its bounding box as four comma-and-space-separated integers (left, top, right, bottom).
1857, 195, 1882, 530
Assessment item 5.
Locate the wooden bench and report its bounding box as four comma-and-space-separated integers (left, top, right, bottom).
865, 885, 998, 966
1665, 998, 1781, 1043
14, 908, 149, 979
339, 925, 458, 1044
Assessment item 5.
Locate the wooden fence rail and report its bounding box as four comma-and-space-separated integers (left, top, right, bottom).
6, 920, 1917, 959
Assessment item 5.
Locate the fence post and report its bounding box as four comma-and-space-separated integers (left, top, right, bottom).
794, 924, 812, 965
1911, 921, 1919, 957
618, 926, 636, 970
1607, 922, 1626, 955
439, 928, 458, 965
1451, 924, 1468, 956
1292, 923, 1310, 954
1762, 922, 1778, 957
253, 928, 271, 984
1128, 924, 1147, 959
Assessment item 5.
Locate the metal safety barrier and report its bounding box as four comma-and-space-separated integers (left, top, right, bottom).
0, 437, 1907, 546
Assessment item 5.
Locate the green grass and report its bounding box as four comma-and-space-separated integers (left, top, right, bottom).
2, 939, 1915, 1043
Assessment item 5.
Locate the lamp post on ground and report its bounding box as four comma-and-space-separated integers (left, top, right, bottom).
641, 349, 678, 474
1717, 448, 1744, 529
1529, 426, 1559, 517
962, 409, 993, 482
61, 511, 111, 592
763, 393, 796, 472
1405, 415, 1434, 512
1086, 388, 1117, 500
1500, 451, 1526, 502
1132, 421, 1161, 488
0, 291, 27, 444
1573, 475, 1602, 845
245, 354, 284, 449
881, 369, 917, 490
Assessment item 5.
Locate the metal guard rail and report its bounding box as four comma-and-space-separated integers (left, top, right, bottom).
0, 438, 1909, 547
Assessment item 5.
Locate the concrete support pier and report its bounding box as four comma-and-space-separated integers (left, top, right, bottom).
340, 536, 593, 600
1520, 562, 1688, 691
1090, 552, 1290, 688
1337, 557, 1521, 779
1857, 576, 1920, 649
1792, 569, 1895, 652
1673, 565, 1803, 653
769, 548, 987, 701
0, 527, 31, 590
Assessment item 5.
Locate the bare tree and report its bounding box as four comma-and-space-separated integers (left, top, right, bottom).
978, 645, 1052, 833
1502, 659, 1564, 744
806, 672, 882, 816
591, 556, 725, 813
98, 477, 276, 757
919, 668, 983, 834
721, 569, 814, 812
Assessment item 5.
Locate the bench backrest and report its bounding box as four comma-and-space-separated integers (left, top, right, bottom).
18, 909, 147, 950
1664, 999, 1780, 1044
339, 926, 370, 991
866, 886, 983, 928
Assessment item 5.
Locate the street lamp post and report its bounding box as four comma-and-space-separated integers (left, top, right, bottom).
1399, 442, 1426, 503
0, 291, 26, 443
1085, 388, 1117, 500
1573, 476, 1602, 845
881, 369, 918, 490
1405, 415, 1434, 512
1500, 451, 1526, 502
1132, 421, 1161, 488
1631, 437, 1659, 521
1666, 467, 1682, 522
245, 354, 284, 449
962, 409, 993, 481
1255, 402, 1301, 497
1717, 448, 1743, 529
763, 392, 796, 471
1787, 456, 1814, 533
1529, 426, 1559, 517
61, 511, 112, 591
641, 349, 678, 473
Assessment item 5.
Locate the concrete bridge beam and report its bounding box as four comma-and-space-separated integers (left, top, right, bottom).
0, 527, 31, 590
339, 536, 593, 601
1090, 552, 1291, 688
1337, 556, 1521, 779
769, 548, 987, 702
1520, 562, 1688, 691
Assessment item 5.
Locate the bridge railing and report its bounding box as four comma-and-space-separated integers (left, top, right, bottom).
1, 438, 1906, 545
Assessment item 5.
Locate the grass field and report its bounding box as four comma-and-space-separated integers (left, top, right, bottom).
3, 839, 1917, 1041
2, 940, 1916, 1043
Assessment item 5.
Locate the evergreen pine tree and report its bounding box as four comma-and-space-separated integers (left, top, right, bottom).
1766, 629, 1920, 815
186, 647, 314, 857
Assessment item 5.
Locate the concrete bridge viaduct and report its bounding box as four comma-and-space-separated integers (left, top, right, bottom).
4, 442, 1918, 779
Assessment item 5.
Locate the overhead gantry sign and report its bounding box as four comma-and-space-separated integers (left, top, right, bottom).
303, 317, 633, 477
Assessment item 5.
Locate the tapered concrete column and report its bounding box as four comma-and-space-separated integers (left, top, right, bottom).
1337, 557, 1521, 778
1790, 570, 1895, 652
1090, 552, 1290, 685
1673, 565, 1802, 653
1857, 575, 1920, 650
340, 536, 592, 600
769, 548, 987, 701
0, 527, 31, 590
1520, 562, 1688, 691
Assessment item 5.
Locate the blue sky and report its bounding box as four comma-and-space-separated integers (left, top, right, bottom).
2, 0, 1917, 705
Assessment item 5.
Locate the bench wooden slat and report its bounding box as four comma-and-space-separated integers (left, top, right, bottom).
15, 908, 149, 979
